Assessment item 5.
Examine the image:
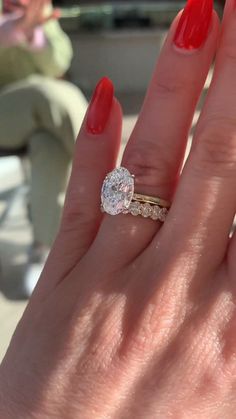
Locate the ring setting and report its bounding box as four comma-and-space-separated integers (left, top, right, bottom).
101, 167, 170, 222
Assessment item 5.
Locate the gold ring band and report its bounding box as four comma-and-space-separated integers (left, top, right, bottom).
132, 193, 171, 208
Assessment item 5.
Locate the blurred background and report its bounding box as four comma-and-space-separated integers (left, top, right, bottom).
57, 0, 223, 97
0, 0, 224, 360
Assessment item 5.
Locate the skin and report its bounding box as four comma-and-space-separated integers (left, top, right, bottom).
1, 0, 60, 42
1, 0, 236, 417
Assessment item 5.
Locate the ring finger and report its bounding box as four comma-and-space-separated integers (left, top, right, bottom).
93, 0, 219, 265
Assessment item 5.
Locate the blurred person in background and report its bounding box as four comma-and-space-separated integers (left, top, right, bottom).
0, 0, 87, 297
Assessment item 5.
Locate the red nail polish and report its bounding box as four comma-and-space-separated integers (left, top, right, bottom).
86, 77, 114, 135
174, 0, 213, 50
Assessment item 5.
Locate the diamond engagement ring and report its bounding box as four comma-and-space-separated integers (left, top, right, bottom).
101, 167, 171, 222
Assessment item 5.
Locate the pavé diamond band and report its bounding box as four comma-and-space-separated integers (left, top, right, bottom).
123, 201, 168, 222
101, 167, 170, 222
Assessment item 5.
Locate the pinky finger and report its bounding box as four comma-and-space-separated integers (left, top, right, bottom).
35, 78, 122, 297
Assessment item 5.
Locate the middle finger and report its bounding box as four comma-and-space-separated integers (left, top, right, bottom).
94, 0, 219, 265
159, 0, 236, 276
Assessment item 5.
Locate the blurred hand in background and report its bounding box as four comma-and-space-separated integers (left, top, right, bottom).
1, 0, 60, 43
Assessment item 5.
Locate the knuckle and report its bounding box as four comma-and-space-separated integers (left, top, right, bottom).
61, 195, 97, 235
122, 280, 185, 357
153, 70, 192, 98
75, 296, 126, 374
123, 141, 175, 191
60, 167, 100, 234
61, 210, 92, 236
124, 308, 175, 356
220, 19, 236, 65
194, 117, 236, 176
223, 45, 236, 66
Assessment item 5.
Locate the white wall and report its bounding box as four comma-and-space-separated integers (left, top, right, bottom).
69, 29, 167, 92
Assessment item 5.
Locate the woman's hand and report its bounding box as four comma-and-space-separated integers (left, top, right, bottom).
2, 0, 236, 417
13, 0, 60, 34
1, 0, 60, 45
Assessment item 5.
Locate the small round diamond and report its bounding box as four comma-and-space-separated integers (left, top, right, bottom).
141, 203, 152, 218
129, 201, 141, 216
101, 167, 134, 215
122, 208, 130, 215
151, 206, 161, 221
159, 208, 168, 222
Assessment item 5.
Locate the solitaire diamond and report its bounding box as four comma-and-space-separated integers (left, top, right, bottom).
101, 167, 134, 215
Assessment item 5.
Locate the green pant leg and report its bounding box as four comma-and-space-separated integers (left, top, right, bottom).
30, 131, 70, 246
25, 75, 88, 155
0, 79, 37, 149
0, 75, 88, 245
0, 75, 88, 153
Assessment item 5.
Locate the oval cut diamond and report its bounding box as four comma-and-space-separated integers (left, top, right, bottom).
101, 167, 134, 215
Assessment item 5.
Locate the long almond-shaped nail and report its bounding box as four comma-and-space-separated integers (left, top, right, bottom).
86, 77, 114, 135
174, 0, 213, 50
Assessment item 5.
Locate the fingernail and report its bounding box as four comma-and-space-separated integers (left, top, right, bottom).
174, 0, 213, 50
86, 77, 114, 135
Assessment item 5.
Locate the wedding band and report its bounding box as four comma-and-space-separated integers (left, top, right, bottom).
133, 193, 171, 208
101, 167, 170, 222
124, 201, 168, 222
